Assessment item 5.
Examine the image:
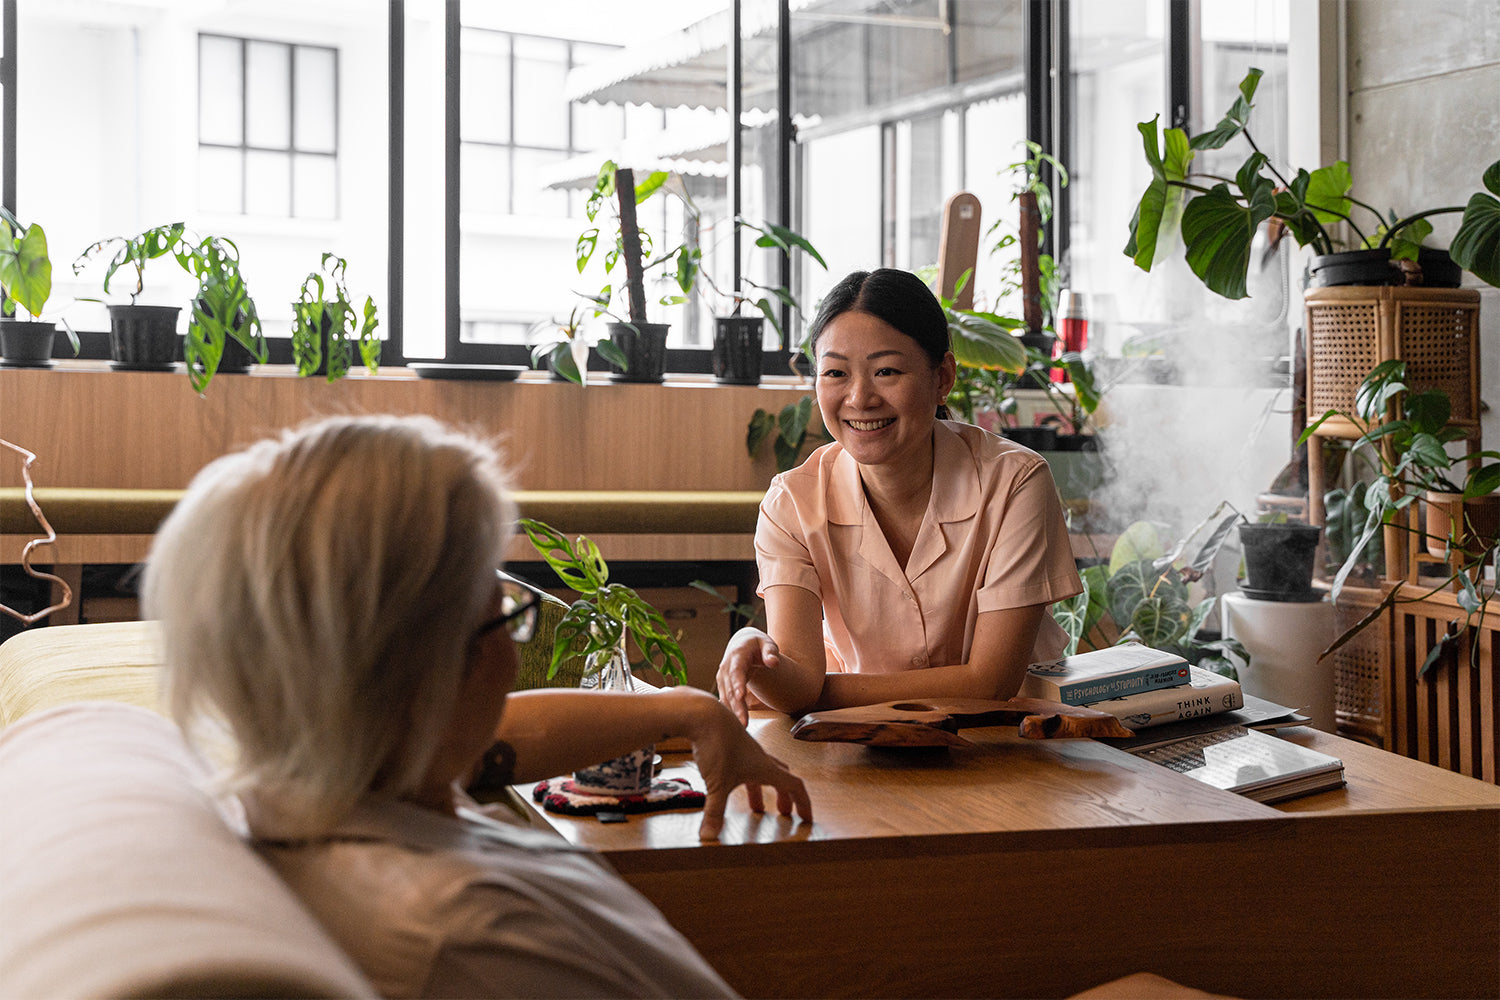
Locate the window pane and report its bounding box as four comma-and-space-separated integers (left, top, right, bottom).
512, 147, 568, 217
462, 42, 510, 144
199, 35, 243, 145
245, 149, 291, 215
294, 46, 337, 153
293, 153, 337, 218
199, 146, 244, 214
461, 143, 510, 214
513, 35, 568, 148
246, 40, 291, 148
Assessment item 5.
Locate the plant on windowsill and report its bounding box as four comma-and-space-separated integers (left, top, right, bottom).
573, 161, 674, 383
0, 208, 79, 365
528, 293, 608, 385
290, 252, 380, 382
519, 517, 688, 796
1125, 67, 1500, 297
176, 233, 268, 392
73, 222, 190, 370
1301, 360, 1500, 673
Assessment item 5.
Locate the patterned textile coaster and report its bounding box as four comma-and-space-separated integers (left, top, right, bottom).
532, 776, 705, 816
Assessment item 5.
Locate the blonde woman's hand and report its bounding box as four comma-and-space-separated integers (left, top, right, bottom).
684, 692, 812, 841
716, 627, 781, 726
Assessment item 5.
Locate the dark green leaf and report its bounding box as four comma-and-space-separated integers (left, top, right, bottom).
1179, 182, 1268, 300
747, 408, 775, 456
1302, 162, 1353, 226
1450, 187, 1500, 288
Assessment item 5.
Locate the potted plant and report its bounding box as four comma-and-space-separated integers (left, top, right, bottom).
684, 217, 828, 385
1125, 67, 1500, 298
73, 222, 187, 370
0, 208, 78, 365
527, 295, 606, 385
1302, 360, 1500, 671
573, 162, 669, 383
290, 252, 380, 382
1053, 508, 1248, 674
519, 518, 687, 795
175, 233, 267, 393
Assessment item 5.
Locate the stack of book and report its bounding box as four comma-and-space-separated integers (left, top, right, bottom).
1020, 642, 1345, 803
1019, 642, 1242, 729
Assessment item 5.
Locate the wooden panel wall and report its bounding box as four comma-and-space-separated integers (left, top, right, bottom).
1, 364, 814, 564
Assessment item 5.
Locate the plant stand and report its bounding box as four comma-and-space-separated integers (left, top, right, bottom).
1305, 284, 1481, 580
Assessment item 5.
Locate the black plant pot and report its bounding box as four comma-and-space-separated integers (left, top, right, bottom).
1001, 425, 1057, 452
1309, 248, 1462, 289
1050, 432, 1099, 452
108, 304, 181, 370
191, 299, 257, 375
712, 316, 764, 385
0, 319, 57, 365
1238, 522, 1323, 601
605, 322, 668, 383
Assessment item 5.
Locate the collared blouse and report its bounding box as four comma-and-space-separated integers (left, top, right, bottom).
756, 419, 1083, 674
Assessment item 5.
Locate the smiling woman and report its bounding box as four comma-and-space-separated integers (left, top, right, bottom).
716, 268, 1084, 724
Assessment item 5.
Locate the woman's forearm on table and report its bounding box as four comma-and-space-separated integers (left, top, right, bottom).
496, 686, 720, 782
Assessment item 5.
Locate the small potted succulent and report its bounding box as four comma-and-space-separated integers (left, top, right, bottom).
73, 222, 188, 370
0, 208, 78, 365
290, 252, 380, 382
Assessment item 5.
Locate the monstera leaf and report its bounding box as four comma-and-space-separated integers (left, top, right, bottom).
1450, 159, 1500, 288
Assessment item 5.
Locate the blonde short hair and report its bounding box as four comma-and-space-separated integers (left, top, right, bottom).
142, 414, 514, 835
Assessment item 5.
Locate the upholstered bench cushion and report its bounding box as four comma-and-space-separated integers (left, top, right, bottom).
0, 620, 165, 726
0, 701, 376, 999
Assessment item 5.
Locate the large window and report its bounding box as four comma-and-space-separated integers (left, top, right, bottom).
198, 35, 339, 219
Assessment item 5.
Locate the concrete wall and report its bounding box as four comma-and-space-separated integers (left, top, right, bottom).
1345, 0, 1500, 446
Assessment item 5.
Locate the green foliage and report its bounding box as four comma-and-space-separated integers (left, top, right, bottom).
0, 208, 52, 320
688, 579, 767, 629
1052, 505, 1249, 677
73, 222, 185, 303
519, 518, 689, 684
291, 252, 380, 382
747, 394, 828, 473
176, 234, 268, 393
1301, 361, 1500, 664
1126, 68, 1500, 298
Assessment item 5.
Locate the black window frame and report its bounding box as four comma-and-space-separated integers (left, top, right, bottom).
0, 0, 1198, 370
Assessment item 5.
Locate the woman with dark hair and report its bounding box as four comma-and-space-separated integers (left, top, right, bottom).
717, 268, 1082, 724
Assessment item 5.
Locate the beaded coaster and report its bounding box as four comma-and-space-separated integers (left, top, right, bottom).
532, 776, 705, 816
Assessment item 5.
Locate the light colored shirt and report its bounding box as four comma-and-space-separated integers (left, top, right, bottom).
756, 419, 1083, 673
254, 794, 735, 999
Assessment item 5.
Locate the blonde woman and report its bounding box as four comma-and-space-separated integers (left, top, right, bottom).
143, 414, 810, 998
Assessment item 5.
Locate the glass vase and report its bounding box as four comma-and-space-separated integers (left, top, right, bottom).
571, 640, 655, 796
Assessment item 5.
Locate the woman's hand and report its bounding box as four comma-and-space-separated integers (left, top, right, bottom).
716, 626, 782, 726
681, 691, 813, 840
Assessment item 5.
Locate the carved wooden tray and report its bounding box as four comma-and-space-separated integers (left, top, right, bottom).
789, 697, 1134, 747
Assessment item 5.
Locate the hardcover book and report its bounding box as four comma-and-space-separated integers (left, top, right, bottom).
1085, 665, 1244, 730
1020, 642, 1190, 707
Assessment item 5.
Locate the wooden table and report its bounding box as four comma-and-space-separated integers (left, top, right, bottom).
519, 715, 1500, 999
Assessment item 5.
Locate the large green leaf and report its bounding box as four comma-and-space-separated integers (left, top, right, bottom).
1189, 67, 1262, 151
949, 309, 1027, 372
1109, 522, 1164, 575
1125, 118, 1193, 271
1179, 181, 1273, 300
0, 219, 51, 318
1302, 161, 1353, 225
1450, 161, 1500, 288
1130, 589, 1192, 648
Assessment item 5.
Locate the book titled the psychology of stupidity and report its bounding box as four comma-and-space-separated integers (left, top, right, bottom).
1083, 665, 1244, 730
1020, 642, 1190, 707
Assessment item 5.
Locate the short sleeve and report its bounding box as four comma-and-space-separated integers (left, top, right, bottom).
975, 457, 1082, 612
753, 481, 823, 597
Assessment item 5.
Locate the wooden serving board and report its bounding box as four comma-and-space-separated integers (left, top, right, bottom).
789, 697, 1135, 747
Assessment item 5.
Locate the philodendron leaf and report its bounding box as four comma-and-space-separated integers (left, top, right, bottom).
597, 337, 628, 370
1131, 590, 1191, 648
747, 408, 775, 456
1450, 160, 1500, 288
1125, 118, 1193, 271
0, 221, 51, 318
1179, 181, 1273, 300
634, 170, 669, 203
1109, 521, 1164, 576
779, 396, 812, 448
1302, 161, 1354, 226
949, 310, 1027, 372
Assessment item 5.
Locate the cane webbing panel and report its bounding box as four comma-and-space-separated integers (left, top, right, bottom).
1395, 299, 1479, 423
1308, 300, 1380, 416
1331, 593, 1390, 745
